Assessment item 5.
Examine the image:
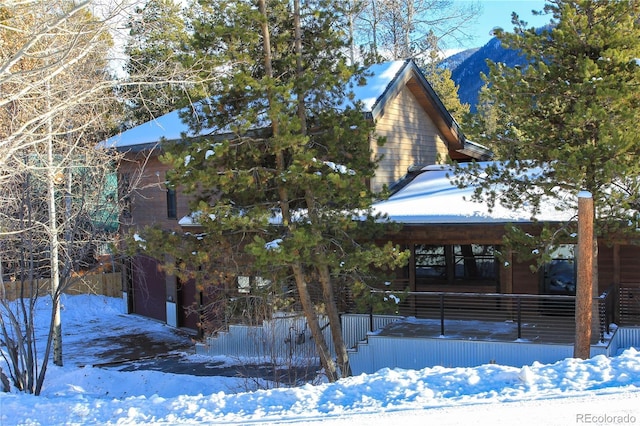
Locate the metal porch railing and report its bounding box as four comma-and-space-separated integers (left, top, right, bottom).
369, 287, 617, 344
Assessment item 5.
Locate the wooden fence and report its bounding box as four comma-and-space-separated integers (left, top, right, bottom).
1, 273, 122, 301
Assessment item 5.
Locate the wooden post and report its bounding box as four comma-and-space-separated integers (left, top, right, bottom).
574, 191, 594, 359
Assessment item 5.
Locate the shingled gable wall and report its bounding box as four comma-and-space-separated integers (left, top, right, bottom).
370, 84, 449, 192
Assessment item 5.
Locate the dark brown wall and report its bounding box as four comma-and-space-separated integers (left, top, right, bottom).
119, 152, 191, 233
384, 224, 640, 296
131, 255, 167, 321
620, 243, 640, 284
119, 151, 197, 328
598, 244, 616, 289
510, 258, 540, 294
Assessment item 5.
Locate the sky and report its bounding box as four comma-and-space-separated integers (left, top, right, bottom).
462, 0, 550, 49
0, 294, 638, 425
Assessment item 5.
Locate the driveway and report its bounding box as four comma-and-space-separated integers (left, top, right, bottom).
72, 314, 319, 383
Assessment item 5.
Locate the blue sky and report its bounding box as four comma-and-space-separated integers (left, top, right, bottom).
462, 0, 550, 48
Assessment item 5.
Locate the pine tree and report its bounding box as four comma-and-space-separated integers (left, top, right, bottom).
143, 0, 408, 381
470, 0, 640, 238
464, 0, 640, 351
418, 32, 469, 124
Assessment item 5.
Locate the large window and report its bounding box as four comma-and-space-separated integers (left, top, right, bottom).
453, 244, 497, 280
543, 245, 576, 295
414, 244, 497, 285
415, 245, 447, 281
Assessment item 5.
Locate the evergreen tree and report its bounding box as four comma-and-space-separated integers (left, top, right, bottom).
466, 1, 640, 277
142, 0, 407, 381
122, 0, 204, 126
418, 32, 469, 124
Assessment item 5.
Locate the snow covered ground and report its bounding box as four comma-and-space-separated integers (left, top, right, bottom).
0, 294, 639, 425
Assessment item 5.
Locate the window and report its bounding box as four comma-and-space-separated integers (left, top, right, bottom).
166, 188, 177, 219
543, 245, 576, 295
237, 276, 251, 294
453, 244, 497, 280
414, 244, 497, 285
415, 245, 447, 281
237, 276, 272, 294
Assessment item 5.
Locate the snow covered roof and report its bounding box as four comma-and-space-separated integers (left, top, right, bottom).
100, 108, 202, 150
372, 163, 577, 224
101, 60, 410, 151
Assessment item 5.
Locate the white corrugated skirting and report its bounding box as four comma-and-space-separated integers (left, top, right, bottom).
195, 313, 640, 374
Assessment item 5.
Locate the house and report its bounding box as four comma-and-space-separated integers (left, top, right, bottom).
103, 59, 490, 330
193, 161, 640, 371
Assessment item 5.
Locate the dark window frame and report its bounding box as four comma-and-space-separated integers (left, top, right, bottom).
166, 188, 177, 219
542, 245, 576, 295
453, 244, 498, 281
414, 243, 498, 286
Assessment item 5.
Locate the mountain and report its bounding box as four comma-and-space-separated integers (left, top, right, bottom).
446, 37, 527, 112
446, 26, 555, 112
439, 47, 480, 70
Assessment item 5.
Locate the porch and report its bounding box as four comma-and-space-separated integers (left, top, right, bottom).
195, 285, 640, 374
365, 285, 625, 345
344, 284, 640, 374
345, 324, 640, 374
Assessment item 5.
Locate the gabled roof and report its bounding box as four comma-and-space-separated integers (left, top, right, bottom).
373, 163, 575, 224
100, 59, 491, 161
357, 59, 483, 160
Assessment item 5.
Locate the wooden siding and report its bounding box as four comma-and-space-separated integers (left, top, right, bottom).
510, 258, 540, 294
370, 85, 448, 192
382, 224, 640, 298
387, 224, 507, 245
119, 153, 191, 232
598, 244, 615, 288
620, 244, 640, 283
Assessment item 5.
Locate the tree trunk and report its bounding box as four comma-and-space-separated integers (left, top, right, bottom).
317, 258, 351, 377
574, 192, 594, 359
46, 87, 63, 368
259, 0, 340, 382
292, 264, 339, 382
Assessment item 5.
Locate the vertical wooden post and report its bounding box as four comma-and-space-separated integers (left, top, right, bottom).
574, 191, 594, 359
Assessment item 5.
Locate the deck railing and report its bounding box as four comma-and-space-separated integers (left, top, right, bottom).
598, 284, 617, 341
369, 289, 615, 344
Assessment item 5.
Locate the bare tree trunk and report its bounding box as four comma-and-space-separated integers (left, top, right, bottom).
1, 0, 207, 395
316, 256, 351, 376
574, 192, 594, 359
46, 84, 63, 368
291, 265, 339, 382
371, 0, 379, 57
347, 1, 359, 65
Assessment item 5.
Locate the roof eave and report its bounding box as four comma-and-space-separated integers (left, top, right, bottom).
456, 140, 494, 161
